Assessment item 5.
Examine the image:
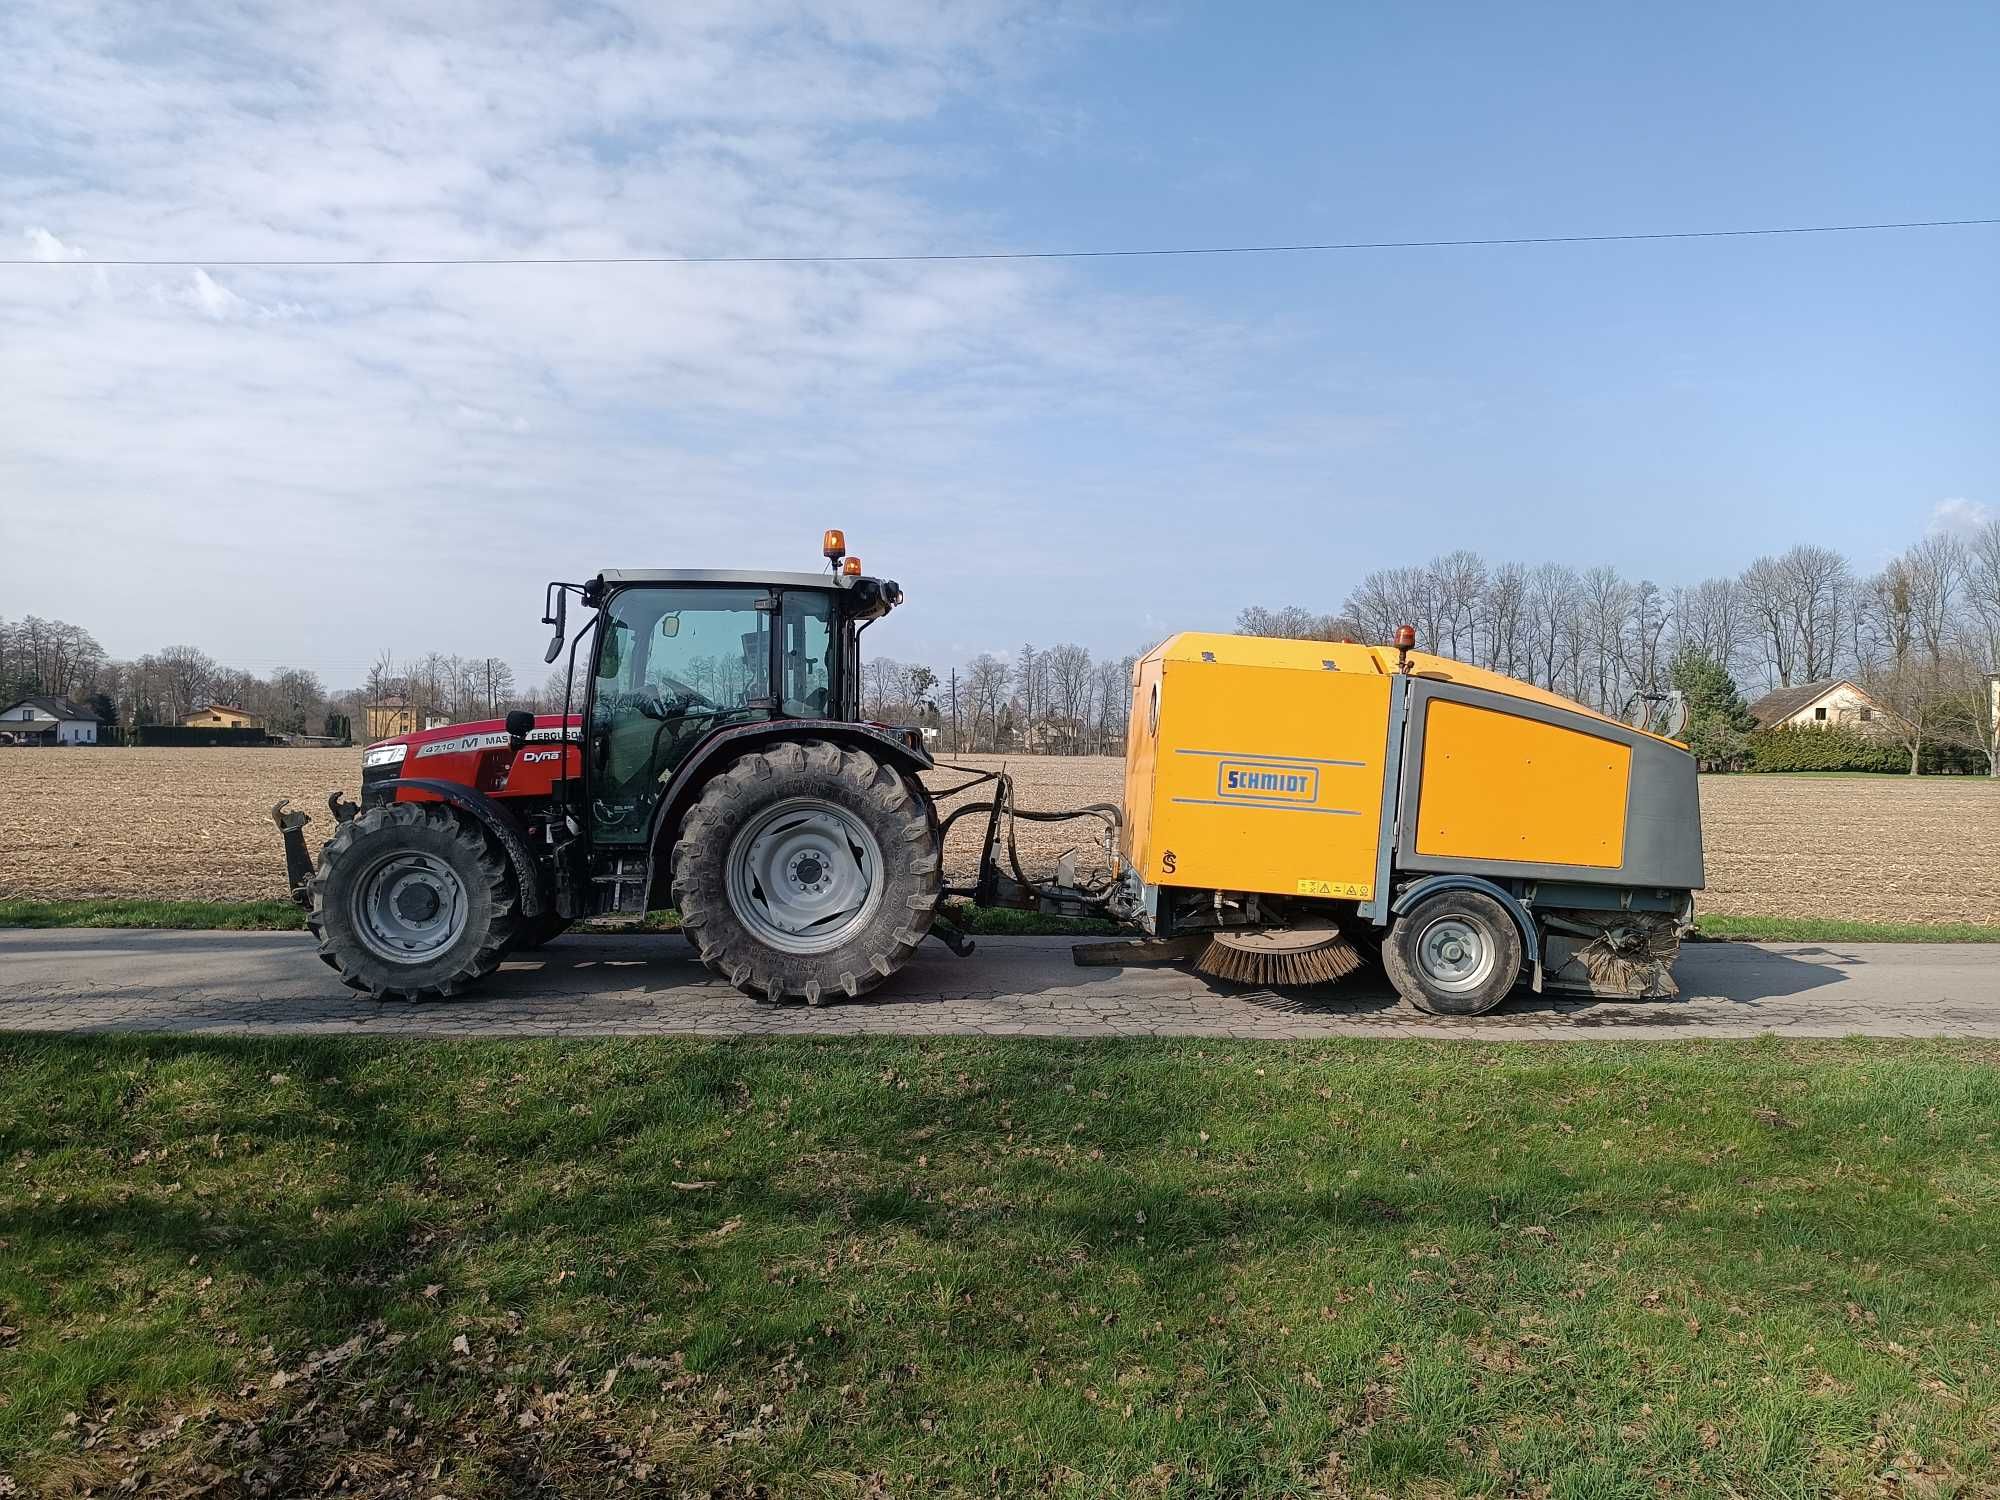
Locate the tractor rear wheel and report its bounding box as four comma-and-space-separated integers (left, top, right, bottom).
1382, 890, 1523, 1017
671, 740, 940, 1003
309, 802, 519, 1000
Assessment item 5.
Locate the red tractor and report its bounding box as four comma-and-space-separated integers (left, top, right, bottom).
274, 533, 1036, 1004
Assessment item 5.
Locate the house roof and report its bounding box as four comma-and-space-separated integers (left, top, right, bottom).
197, 703, 254, 716
1745, 678, 1872, 728
2, 695, 98, 722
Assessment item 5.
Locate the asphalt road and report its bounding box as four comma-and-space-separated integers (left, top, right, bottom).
1, 929, 1996, 1040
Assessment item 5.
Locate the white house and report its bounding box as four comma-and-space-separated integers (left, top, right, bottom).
1746, 678, 1894, 734
0, 696, 101, 745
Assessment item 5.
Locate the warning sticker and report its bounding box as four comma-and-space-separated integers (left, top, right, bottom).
1296, 879, 1372, 899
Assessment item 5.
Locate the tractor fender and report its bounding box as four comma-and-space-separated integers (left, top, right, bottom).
642, 720, 936, 903
1389, 874, 1540, 973
378, 777, 551, 917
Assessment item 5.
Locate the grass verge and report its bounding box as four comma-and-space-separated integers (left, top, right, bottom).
1, 1035, 1996, 1496
1692, 913, 2000, 943
0, 898, 308, 931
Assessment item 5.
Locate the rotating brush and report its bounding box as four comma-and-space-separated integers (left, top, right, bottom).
1194, 923, 1367, 988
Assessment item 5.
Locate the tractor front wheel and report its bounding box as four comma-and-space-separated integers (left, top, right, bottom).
671, 740, 940, 1003
309, 802, 519, 1000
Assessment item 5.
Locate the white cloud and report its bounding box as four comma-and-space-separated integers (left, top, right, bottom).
24, 226, 83, 261
181, 269, 245, 320
1929, 497, 1994, 534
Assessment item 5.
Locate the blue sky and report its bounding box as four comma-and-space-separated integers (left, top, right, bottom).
3, 0, 1995, 688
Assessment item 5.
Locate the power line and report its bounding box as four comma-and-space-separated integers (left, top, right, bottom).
6, 216, 1996, 268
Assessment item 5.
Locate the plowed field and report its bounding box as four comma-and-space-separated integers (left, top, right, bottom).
2, 749, 1994, 922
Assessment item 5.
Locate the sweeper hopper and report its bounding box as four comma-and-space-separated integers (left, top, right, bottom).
1101, 630, 1704, 1014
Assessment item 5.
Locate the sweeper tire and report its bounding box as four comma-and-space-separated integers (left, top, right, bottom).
1383, 889, 1523, 1017
672, 739, 940, 1004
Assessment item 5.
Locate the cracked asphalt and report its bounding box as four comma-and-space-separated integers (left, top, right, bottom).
1, 929, 1996, 1039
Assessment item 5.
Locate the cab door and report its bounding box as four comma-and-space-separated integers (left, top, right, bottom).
587, 586, 773, 844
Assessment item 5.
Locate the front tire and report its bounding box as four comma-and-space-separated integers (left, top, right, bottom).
309, 802, 518, 1000
1382, 890, 1524, 1017
671, 740, 940, 1003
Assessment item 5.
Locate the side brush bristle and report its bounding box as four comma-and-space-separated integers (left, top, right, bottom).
1194, 935, 1365, 988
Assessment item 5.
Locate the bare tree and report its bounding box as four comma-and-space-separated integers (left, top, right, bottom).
1524, 562, 1581, 693
1045, 642, 1093, 752
1428, 549, 1488, 663
1343, 565, 1427, 645
1862, 652, 1985, 775
1234, 605, 1360, 640
1903, 533, 1968, 662
1779, 544, 1852, 681
965, 653, 1010, 751
1580, 566, 1635, 712
1674, 577, 1752, 679
1740, 554, 1795, 689
145, 645, 218, 722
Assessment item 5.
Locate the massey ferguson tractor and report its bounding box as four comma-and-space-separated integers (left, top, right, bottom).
277, 531, 1704, 1015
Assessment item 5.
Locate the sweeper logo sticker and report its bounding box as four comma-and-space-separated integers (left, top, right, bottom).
1216, 760, 1319, 804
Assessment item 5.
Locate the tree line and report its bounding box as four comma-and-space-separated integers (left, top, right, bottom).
1237, 520, 2000, 773
0, 618, 539, 739
11, 512, 1995, 770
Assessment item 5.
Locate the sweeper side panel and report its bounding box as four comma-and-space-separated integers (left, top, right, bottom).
1125, 634, 1394, 902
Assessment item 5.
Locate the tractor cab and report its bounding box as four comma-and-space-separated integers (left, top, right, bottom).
574, 565, 903, 846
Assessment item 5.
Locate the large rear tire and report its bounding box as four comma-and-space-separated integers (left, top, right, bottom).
309, 802, 519, 1000
671, 740, 940, 1003
1382, 890, 1524, 1017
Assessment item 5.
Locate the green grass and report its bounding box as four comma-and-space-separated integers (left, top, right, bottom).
1694, 913, 2000, 943
2, 1035, 1997, 1497
0, 898, 308, 930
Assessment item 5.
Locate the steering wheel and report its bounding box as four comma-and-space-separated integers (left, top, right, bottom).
641, 672, 718, 720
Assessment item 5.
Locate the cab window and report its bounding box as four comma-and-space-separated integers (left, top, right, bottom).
780, 591, 835, 717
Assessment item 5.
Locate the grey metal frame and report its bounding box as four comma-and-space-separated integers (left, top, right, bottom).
1357, 674, 1409, 924
597, 568, 855, 591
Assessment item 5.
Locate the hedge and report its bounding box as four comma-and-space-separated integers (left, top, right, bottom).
1746, 724, 1988, 774
1747, 725, 1907, 773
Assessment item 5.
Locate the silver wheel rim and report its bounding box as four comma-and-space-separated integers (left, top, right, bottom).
352, 850, 469, 964
1414, 915, 1494, 994
725, 798, 882, 956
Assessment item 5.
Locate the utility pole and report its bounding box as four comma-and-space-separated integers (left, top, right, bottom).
948, 668, 959, 759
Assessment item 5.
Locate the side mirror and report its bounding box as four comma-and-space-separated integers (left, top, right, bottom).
542, 586, 567, 665
504, 709, 534, 748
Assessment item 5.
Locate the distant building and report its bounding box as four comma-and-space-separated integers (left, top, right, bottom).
1746, 678, 1892, 733
365, 697, 452, 740
184, 703, 263, 731
365, 697, 420, 741
0, 696, 100, 746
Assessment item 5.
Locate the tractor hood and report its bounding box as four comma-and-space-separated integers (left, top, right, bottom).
361, 713, 581, 776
